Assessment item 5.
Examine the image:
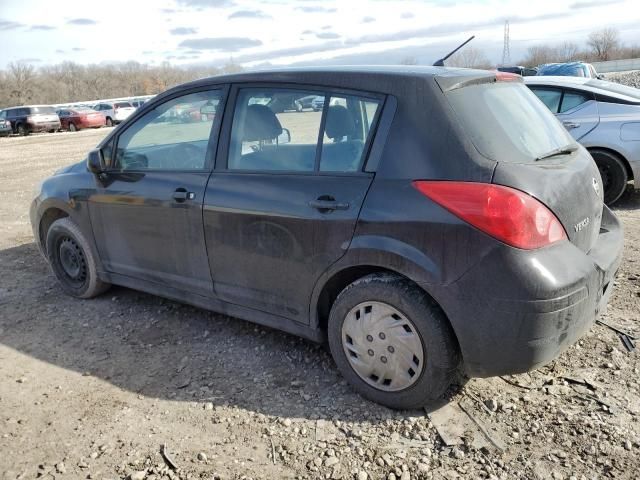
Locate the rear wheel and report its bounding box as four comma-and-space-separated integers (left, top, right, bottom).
327, 273, 459, 409
105, 117, 113, 127
46, 218, 110, 298
69, 122, 77, 132
17, 123, 28, 136
591, 149, 628, 205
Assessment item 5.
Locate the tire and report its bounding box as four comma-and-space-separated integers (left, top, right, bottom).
591, 149, 628, 205
295, 101, 302, 112
327, 273, 459, 409
69, 122, 77, 132
105, 117, 113, 127
46, 218, 110, 299
17, 123, 28, 136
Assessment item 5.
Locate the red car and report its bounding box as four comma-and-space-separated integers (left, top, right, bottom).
57, 107, 106, 131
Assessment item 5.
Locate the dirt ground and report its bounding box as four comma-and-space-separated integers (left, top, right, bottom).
0, 128, 638, 480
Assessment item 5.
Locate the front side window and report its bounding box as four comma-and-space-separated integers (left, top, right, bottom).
115, 89, 222, 171
228, 88, 381, 172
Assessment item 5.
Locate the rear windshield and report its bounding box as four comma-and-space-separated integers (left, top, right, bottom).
115, 102, 133, 108
446, 82, 575, 163
30, 106, 56, 114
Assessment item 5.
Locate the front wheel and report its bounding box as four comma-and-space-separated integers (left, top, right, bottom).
69, 122, 77, 132
17, 123, 28, 136
327, 273, 459, 409
46, 218, 110, 298
591, 149, 628, 205
105, 117, 113, 127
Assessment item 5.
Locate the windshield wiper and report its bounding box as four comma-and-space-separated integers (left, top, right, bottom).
535, 144, 578, 161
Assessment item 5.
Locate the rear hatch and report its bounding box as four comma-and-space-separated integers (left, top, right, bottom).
29, 106, 60, 124
441, 75, 603, 253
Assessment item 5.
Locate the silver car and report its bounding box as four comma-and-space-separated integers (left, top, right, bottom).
525, 76, 640, 204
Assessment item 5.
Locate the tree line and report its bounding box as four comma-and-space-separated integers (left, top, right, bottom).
0, 60, 243, 109
430, 27, 638, 69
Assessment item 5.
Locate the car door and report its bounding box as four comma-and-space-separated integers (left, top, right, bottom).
88, 87, 226, 294
556, 89, 600, 140
203, 86, 384, 323
529, 86, 599, 140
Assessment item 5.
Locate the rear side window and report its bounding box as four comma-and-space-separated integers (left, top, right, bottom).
446, 82, 575, 163
228, 88, 381, 172
115, 102, 132, 109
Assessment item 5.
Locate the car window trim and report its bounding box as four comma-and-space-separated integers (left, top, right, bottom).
529, 85, 563, 113
106, 84, 229, 174
216, 82, 386, 175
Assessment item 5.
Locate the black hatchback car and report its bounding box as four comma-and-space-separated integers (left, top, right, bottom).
31, 67, 623, 409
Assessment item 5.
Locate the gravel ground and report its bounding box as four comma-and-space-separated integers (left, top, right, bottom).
605, 71, 640, 88
0, 121, 639, 480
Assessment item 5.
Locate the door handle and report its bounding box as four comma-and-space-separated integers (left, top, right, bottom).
172, 189, 195, 202
309, 199, 350, 212
562, 121, 580, 130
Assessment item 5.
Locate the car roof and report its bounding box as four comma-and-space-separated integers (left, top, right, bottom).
524, 76, 640, 102
4, 104, 55, 110
174, 65, 498, 95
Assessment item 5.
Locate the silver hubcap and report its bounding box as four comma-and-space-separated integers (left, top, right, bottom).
341, 301, 424, 392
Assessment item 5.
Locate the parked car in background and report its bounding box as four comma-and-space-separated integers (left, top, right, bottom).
31, 67, 622, 409
0, 110, 12, 136
2, 105, 61, 135
92, 101, 136, 126
311, 96, 324, 111
57, 107, 106, 131
497, 65, 538, 76
536, 62, 603, 79
526, 75, 640, 204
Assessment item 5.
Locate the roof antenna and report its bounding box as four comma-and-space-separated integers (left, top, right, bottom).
433, 35, 475, 66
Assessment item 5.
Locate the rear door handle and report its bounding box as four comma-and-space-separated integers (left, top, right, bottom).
562, 121, 580, 130
309, 199, 350, 211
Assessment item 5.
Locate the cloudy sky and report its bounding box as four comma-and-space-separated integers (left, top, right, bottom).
0, 0, 638, 69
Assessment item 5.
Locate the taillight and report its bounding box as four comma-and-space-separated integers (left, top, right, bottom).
412, 181, 567, 249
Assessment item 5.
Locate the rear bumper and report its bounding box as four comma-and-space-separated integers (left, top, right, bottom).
28, 121, 61, 132
432, 206, 623, 377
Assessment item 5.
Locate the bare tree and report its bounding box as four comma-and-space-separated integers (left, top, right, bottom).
447, 47, 491, 69
6, 61, 37, 105
587, 28, 619, 61
558, 42, 580, 62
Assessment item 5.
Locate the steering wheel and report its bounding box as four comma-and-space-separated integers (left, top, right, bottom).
165, 143, 205, 170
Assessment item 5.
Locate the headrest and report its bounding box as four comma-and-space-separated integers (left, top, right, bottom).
243, 104, 282, 141
325, 105, 355, 140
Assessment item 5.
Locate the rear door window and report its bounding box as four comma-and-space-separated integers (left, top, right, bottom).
529, 87, 562, 113
227, 88, 382, 173
559, 91, 591, 113
446, 82, 575, 163
319, 95, 381, 172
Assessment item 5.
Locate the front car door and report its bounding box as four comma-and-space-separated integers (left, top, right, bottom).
88, 87, 226, 294
203, 86, 384, 323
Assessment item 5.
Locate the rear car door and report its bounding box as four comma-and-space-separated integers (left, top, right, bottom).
529, 86, 599, 140
88, 87, 226, 294
203, 86, 384, 323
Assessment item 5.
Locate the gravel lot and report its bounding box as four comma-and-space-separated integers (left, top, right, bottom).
1, 125, 639, 480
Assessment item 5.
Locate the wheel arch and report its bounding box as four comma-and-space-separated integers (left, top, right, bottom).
38, 207, 69, 254
587, 146, 634, 181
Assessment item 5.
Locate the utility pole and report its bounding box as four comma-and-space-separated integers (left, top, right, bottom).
502, 20, 511, 66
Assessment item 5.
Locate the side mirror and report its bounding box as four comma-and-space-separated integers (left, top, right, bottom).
278, 128, 291, 145
87, 149, 105, 174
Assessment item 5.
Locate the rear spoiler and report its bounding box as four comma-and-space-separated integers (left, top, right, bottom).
435, 70, 523, 93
